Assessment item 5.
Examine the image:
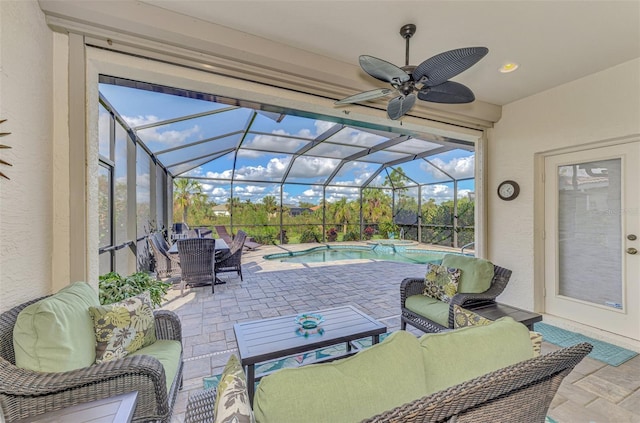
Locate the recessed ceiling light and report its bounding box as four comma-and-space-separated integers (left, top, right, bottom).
499, 63, 519, 73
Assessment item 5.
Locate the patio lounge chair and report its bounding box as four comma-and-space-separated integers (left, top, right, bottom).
215, 225, 260, 250
177, 238, 217, 294
215, 230, 246, 282
401, 255, 512, 333
214, 225, 233, 244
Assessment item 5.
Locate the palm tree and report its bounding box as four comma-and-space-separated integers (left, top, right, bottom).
173, 178, 203, 224
262, 195, 278, 220
330, 197, 352, 234
362, 188, 392, 223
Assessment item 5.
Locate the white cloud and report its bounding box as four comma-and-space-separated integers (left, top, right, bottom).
422, 184, 454, 202
288, 156, 340, 179
239, 129, 308, 158
422, 155, 475, 179
124, 114, 201, 147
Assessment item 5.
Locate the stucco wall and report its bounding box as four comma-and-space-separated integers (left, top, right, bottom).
487, 58, 640, 311
0, 1, 54, 311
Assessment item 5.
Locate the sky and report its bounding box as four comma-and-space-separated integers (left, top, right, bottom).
99, 83, 475, 206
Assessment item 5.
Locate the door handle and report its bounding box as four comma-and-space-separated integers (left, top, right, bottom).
627, 247, 638, 255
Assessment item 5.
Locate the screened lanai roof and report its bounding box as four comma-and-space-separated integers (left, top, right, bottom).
98, 77, 475, 193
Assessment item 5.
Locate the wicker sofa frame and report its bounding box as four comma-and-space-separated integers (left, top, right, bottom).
0, 296, 184, 422
401, 264, 512, 333
184, 342, 592, 423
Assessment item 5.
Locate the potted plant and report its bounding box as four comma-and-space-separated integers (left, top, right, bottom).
98, 271, 171, 308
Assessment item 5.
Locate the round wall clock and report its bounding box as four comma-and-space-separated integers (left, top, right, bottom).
497, 180, 520, 201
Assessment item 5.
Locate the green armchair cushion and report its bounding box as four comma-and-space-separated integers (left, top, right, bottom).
405, 295, 450, 327
89, 292, 157, 364
441, 254, 494, 293
13, 282, 100, 372
253, 331, 428, 423
129, 339, 182, 392
419, 317, 534, 394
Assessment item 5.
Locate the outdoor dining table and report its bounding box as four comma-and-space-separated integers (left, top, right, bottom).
167, 238, 230, 255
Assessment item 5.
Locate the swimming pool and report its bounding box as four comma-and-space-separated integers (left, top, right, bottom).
264, 245, 465, 264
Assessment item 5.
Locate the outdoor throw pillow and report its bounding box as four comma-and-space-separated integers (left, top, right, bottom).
530, 331, 543, 357
89, 292, 157, 364
423, 263, 461, 303
214, 354, 255, 423
453, 304, 493, 328
453, 305, 543, 356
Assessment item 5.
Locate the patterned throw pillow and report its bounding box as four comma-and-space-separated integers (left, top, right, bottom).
89, 292, 157, 364
453, 305, 544, 356
214, 355, 255, 423
423, 263, 462, 303
530, 331, 543, 357
453, 304, 493, 328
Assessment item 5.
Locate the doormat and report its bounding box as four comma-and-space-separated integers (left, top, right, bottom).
533, 322, 638, 366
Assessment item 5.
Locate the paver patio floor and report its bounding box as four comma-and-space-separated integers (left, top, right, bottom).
161, 243, 640, 423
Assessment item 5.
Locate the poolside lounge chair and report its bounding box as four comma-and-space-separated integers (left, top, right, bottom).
214, 225, 233, 244
215, 225, 260, 251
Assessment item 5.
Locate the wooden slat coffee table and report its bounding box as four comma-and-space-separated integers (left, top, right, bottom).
234, 305, 386, 404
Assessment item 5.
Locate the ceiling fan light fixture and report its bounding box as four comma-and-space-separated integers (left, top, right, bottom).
335, 24, 488, 120
499, 62, 519, 73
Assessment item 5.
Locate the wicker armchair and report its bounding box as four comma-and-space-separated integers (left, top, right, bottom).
0, 297, 184, 423
184, 343, 592, 423
401, 265, 512, 333
149, 234, 180, 279
215, 230, 246, 282
177, 238, 217, 294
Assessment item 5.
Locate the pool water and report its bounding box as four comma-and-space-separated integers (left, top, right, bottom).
265, 245, 458, 264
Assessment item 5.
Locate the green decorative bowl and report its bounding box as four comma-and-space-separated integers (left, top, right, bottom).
295, 313, 324, 330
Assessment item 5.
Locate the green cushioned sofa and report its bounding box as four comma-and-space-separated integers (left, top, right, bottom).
185, 318, 592, 423
401, 254, 513, 333
0, 283, 183, 423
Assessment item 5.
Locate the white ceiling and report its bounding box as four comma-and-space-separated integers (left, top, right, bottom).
142, 0, 640, 106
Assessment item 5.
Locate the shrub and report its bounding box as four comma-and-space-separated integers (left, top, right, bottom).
342, 231, 360, 242
379, 220, 399, 238
326, 227, 338, 242
98, 271, 171, 308
363, 226, 375, 240
299, 227, 320, 243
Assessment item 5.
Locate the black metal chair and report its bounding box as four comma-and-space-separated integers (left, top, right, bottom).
214, 230, 246, 282
177, 238, 217, 294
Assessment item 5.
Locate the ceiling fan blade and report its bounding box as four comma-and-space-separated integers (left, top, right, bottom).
387, 94, 416, 120
413, 47, 488, 87
418, 81, 475, 104
335, 88, 394, 105
359, 55, 410, 84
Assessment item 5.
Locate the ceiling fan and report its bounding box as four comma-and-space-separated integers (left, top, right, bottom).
335, 24, 488, 120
